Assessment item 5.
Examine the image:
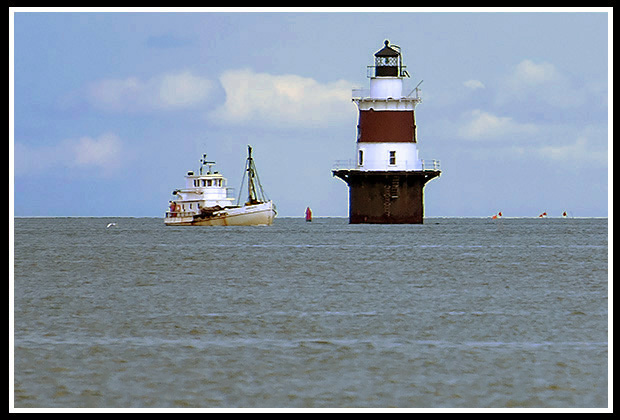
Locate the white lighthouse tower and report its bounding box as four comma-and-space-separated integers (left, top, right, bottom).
355, 40, 423, 172
333, 40, 441, 224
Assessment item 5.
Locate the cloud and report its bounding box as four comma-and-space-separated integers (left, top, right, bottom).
157, 71, 212, 108
71, 133, 122, 169
86, 77, 144, 112
463, 79, 485, 90
15, 133, 124, 176
85, 70, 212, 112
458, 109, 537, 140
511, 59, 560, 85
209, 68, 355, 128
536, 136, 607, 165
497, 59, 583, 108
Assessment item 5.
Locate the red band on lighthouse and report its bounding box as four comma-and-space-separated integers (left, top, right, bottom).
358, 110, 416, 143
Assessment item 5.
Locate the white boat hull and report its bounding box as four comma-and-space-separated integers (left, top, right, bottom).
164, 201, 276, 226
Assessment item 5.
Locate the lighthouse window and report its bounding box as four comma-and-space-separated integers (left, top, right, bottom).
389, 151, 397, 165
376, 56, 398, 67
358, 150, 364, 166
207, 180, 212, 186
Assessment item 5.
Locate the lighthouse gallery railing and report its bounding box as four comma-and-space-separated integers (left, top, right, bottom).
332, 159, 440, 172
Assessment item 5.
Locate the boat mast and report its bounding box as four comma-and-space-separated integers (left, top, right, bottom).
238, 145, 269, 206
247, 146, 258, 204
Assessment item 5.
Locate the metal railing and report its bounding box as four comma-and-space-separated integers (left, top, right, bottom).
421, 159, 441, 171
351, 88, 370, 99
165, 211, 196, 219
366, 65, 409, 78
352, 87, 422, 101
332, 159, 440, 172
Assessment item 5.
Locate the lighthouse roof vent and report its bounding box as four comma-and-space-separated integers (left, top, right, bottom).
374, 40, 400, 57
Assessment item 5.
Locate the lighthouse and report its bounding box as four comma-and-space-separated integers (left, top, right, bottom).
332, 40, 441, 224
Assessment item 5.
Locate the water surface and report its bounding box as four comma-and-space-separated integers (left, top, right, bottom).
13, 217, 609, 408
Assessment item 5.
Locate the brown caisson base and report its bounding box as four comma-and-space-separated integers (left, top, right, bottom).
332, 170, 440, 224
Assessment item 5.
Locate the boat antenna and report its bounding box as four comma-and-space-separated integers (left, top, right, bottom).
199, 153, 216, 175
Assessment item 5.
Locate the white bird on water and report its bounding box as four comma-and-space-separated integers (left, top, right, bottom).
106, 222, 117, 228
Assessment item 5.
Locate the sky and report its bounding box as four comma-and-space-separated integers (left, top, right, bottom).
10, 8, 611, 218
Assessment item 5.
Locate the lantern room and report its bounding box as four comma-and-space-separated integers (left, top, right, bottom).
374, 40, 400, 77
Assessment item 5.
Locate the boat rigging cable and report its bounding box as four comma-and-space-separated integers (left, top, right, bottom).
237, 145, 270, 206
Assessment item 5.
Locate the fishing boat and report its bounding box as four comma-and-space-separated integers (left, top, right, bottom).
164, 146, 276, 226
